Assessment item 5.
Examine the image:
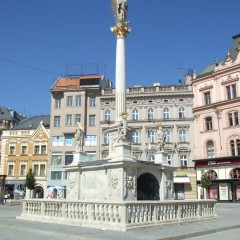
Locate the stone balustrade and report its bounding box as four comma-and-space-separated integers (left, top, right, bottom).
17, 199, 217, 231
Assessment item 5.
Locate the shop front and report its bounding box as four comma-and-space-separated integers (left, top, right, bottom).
195, 157, 240, 202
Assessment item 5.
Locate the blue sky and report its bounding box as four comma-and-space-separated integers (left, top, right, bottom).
0, 0, 239, 116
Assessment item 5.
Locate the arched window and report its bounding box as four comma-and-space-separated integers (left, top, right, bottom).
163, 107, 169, 119
207, 170, 218, 180
179, 107, 185, 119
104, 110, 111, 121
148, 108, 154, 120
207, 141, 214, 158
205, 117, 213, 130
230, 168, 240, 178
132, 109, 139, 120
230, 139, 240, 156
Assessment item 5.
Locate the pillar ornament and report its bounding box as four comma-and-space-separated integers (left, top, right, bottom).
111, 23, 131, 38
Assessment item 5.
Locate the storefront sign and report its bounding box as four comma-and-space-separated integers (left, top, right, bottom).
219, 184, 229, 201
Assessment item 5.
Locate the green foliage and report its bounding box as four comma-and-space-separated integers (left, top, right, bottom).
200, 172, 212, 189
25, 168, 36, 190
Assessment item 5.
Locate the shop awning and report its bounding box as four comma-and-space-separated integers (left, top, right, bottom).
174, 177, 191, 183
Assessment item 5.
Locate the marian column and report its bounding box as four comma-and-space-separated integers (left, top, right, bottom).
111, 0, 131, 121
106, 0, 134, 162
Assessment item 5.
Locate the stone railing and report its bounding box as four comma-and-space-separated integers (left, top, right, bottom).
17, 199, 217, 231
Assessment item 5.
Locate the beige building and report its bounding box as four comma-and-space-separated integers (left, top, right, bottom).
99, 83, 196, 200
48, 75, 111, 198
1, 116, 50, 199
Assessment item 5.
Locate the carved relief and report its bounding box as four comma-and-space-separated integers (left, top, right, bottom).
108, 169, 122, 199
165, 179, 174, 199
67, 172, 78, 200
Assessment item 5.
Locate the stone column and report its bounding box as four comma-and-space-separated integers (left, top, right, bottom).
111, 23, 131, 121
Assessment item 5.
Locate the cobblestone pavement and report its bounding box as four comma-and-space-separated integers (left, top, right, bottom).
0, 202, 239, 240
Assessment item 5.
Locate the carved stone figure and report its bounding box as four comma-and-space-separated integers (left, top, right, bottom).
165, 179, 174, 199
75, 122, 84, 152
117, 114, 128, 142
157, 125, 166, 151
112, 0, 128, 23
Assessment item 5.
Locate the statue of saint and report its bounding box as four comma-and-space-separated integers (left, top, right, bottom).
157, 125, 166, 151
112, 0, 128, 23
75, 122, 84, 152
117, 114, 128, 142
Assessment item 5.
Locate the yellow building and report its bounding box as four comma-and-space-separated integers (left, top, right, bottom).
1, 116, 50, 199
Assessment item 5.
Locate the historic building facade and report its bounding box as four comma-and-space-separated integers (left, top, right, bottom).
48, 75, 111, 198
99, 83, 197, 200
192, 34, 240, 201
1, 116, 50, 199
0, 106, 24, 196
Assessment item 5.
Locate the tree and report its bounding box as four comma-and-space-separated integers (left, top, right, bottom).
25, 168, 36, 197
200, 171, 212, 199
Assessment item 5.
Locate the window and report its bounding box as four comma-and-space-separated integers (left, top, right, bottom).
167, 155, 172, 165
75, 114, 81, 125
65, 154, 73, 165
21, 145, 27, 155
207, 141, 214, 158
67, 96, 73, 107
66, 114, 72, 126
105, 110, 111, 121
65, 135, 73, 146
89, 97, 96, 107
51, 153, 63, 165
33, 164, 39, 176
148, 130, 155, 143
20, 165, 26, 176
40, 164, 45, 176
226, 84, 237, 100
228, 112, 239, 126
89, 115, 96, 126
206, 117, 213, 130
149, 154, 155, 161
54, 116, 61, 127
75, 95, 82, 107
52, 136, 64, 146
51, 171, 63, 180
41, 145, 47, 154
165, 129, 171, 142
55, 99, 61, 109
34, 145, 40, 155
148, 108, 154, 119
132, 131, 139, 143
104, 132, 109, 144
9, 146, 15, 155
207, 170, 217, 180
204, 92, 211, 105
179, 129, 186, 142
230, 139, 240, 156
8, 165, 14, 176
132, 109, 139, 120
179, 107, 185, 119
180, 155, 187, 167
163, 107, 169, 119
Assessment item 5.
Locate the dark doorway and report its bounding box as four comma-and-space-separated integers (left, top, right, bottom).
137, 173, 159, 200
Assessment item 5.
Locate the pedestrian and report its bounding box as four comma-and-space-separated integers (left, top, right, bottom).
4, 193, 8, 203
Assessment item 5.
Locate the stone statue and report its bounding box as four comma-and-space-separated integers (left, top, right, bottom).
117, 114, 128, 142
157, 125, 166, 151
75, 122, 84, 152
112, 0, 128, 23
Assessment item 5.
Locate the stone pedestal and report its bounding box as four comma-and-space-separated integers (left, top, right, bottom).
70, 151, 88, 165
107, 143, 136, 162
155, 151, 168, 165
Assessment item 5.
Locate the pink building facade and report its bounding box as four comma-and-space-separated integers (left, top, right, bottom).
192, 34, 240, 201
